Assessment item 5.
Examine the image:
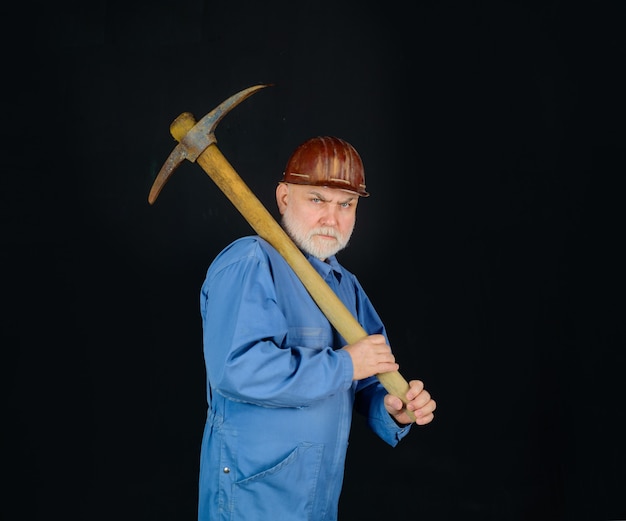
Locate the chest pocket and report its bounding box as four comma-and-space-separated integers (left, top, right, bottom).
286, 326, 333, 349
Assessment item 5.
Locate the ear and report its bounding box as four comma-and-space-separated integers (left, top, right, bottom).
276, 182, 289, 215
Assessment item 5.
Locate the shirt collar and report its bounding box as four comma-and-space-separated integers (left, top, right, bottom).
307, 253, 343, 283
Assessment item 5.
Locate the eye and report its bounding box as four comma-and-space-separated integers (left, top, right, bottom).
340, 201, 352, 208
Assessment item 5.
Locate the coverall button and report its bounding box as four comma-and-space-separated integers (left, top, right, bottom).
223, 467, 230, 474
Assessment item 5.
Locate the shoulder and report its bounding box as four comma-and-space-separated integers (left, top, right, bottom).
211, 236, 266, 267
209, 236, 287, 273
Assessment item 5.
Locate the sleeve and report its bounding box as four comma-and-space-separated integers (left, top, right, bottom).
200, 239, 354, 408
355, 379, 412, 447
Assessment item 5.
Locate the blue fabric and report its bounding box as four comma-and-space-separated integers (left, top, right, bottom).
198, 236, 411, 521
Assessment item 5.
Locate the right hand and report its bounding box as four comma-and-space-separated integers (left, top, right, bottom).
342, 334, 399, 380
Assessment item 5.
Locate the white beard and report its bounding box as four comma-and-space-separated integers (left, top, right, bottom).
281, 207, 354, 260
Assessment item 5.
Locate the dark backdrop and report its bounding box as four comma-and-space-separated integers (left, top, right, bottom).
3, 1, 625, 520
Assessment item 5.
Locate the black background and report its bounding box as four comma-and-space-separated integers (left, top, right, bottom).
3, 1, 625, 520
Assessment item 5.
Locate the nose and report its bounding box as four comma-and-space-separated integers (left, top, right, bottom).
319, 205, 338, 226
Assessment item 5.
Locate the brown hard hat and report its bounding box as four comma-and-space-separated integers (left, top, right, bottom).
282, 136, 369, 197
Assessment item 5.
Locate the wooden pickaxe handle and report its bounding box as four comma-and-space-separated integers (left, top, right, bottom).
164, 112, 416, 421
151, 85, 417, 420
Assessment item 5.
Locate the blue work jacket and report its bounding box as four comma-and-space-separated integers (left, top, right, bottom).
198, 236, 411, 521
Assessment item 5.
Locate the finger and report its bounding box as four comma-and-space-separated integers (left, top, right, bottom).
409, 392, 433, 413
368, 334, 387, 346
413, 411, 435, 426
406, 380, 425, 400
378, 363, 400, 376
411, 398, 437, 419
385, 395, 403, 412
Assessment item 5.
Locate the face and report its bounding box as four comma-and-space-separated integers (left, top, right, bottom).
276, 183, 359, 260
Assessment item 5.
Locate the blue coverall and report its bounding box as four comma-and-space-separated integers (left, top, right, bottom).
198, 236, 411, 521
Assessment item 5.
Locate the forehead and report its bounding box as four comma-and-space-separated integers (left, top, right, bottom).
290, 183, 360, 202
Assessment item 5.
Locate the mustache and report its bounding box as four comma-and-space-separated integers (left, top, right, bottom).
309, 227, 340, 239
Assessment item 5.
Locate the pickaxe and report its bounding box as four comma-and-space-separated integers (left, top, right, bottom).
149, 84, 416, 421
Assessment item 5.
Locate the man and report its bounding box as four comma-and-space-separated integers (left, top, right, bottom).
198, 136, 436, 521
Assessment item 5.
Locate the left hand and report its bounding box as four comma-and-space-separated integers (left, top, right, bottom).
384, 379, 436, 426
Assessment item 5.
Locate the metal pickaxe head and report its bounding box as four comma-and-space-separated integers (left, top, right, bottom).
148, 83, 270, 204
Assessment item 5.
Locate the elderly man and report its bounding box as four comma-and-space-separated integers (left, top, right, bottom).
198, 136, 436, 521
